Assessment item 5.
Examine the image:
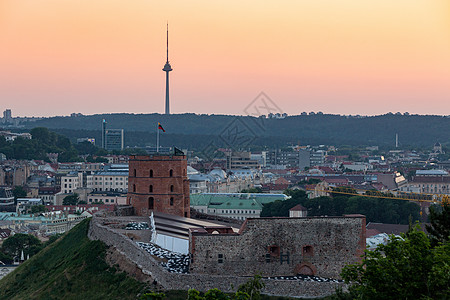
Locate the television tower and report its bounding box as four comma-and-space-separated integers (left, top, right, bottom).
163, 23, 172, 115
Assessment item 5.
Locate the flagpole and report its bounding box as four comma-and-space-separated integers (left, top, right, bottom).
156, 122, 159, 152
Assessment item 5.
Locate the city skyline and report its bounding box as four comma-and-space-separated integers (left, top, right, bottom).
1, 0, 449, 117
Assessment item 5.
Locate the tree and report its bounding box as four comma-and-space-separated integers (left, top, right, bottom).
236, 274, 264, 300
30, 205, 47, 214
1, 233, 43, 258
12, 186, 27, 199
240, 187, 262, 193
426, 201, 450, 247
185, 275, 264, 300
63, 193, 80, 205
340, 226, 450, 299
140, 292, 166, 300
0, 251, 13, 264
45, 234, 63, 247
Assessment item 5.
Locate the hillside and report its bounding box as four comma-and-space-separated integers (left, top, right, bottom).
0, 219, 308, 300
0, 219, 146, 300
25, 113, 450, 149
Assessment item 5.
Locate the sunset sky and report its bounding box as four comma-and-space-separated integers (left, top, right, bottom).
1, 1, 449, 117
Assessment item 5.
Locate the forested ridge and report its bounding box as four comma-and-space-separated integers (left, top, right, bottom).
23, 113, 450, 149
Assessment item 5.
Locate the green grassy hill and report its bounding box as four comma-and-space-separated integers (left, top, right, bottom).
0, 219, 146, 300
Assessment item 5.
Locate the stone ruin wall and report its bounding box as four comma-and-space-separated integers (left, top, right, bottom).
88, 216, 346, 298
190, 216, 366, 279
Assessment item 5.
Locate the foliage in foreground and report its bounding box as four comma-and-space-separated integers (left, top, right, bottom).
141, 276, 271, 300
338, 226, 450, 300
426, 201, 450, 247
0, 219, 146, 300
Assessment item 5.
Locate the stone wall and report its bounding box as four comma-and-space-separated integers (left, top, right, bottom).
190, 215, 366, 279
88, 216, 346, 298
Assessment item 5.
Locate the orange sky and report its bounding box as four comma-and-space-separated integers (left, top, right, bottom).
1, 0, 449, 117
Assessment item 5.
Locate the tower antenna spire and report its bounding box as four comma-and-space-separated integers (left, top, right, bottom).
163, 22, 173, 115
166, 22, 169, 62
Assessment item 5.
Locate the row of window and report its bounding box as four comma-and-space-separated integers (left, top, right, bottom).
209, 209, 258, 215
93, 188, 126, 192
94, 182, 125, 186
147, 197, 174, 209
63, 178, 77, 182
88, 198, 116, 203
133, 169, 178, 177
132, 184, 175, 193
94, 177, 126, 181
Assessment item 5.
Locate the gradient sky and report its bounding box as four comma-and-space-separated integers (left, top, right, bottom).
1, 0, 449, 117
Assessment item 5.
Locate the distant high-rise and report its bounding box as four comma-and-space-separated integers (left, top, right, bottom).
162, 23, 172, 115
3, 109, 12, 124
101, 119, 124, 151
101, 119, 107, 149
105, 129, 124, 151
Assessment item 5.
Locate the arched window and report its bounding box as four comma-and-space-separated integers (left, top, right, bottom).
148, 197, 154, 209
133, 169, 137, 177
149, 185, 153, 193
169, 169, 173, 177
170, 185, 174, 192
133, 184, 136, 192
170, 197, 174, 206
149, 169, 153, 177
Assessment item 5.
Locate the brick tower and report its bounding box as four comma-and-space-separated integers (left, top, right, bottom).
127, 153, 190, 217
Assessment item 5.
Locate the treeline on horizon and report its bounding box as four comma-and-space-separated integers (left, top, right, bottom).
24, 113, 450, 149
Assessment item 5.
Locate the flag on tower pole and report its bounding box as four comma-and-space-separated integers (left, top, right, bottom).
156, 122, 165, 152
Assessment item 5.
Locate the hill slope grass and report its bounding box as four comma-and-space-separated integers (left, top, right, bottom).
0, 219, 146, 300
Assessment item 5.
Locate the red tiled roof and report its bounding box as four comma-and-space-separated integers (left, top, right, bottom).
290, 204, 307, 211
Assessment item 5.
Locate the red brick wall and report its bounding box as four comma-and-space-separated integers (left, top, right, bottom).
127, 155, 190, 217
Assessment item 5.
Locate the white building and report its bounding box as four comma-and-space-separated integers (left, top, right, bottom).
60, 174, 81, 194
92, 170, 128, 192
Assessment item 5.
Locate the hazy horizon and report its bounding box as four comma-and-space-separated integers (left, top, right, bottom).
5, 110, 450, 119
1, 1, 449, 117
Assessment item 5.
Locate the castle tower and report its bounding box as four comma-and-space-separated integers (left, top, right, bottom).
163, 23, 172, 115
127, 153, 190, 217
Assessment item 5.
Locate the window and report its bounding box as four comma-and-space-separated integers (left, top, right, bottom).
150, 169, 153, 177
265, 254, 271, 263
170, 197, 174, 206
303, 245, 313, 256
170, 185, 174, 192
149, 185, 153, 193
148, 197, 154, 209
133, 184, 136, 192
268, 245, 280, 257
133, 169, 137, 177
218, 254, 224, 264
169, 169, 173, 177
